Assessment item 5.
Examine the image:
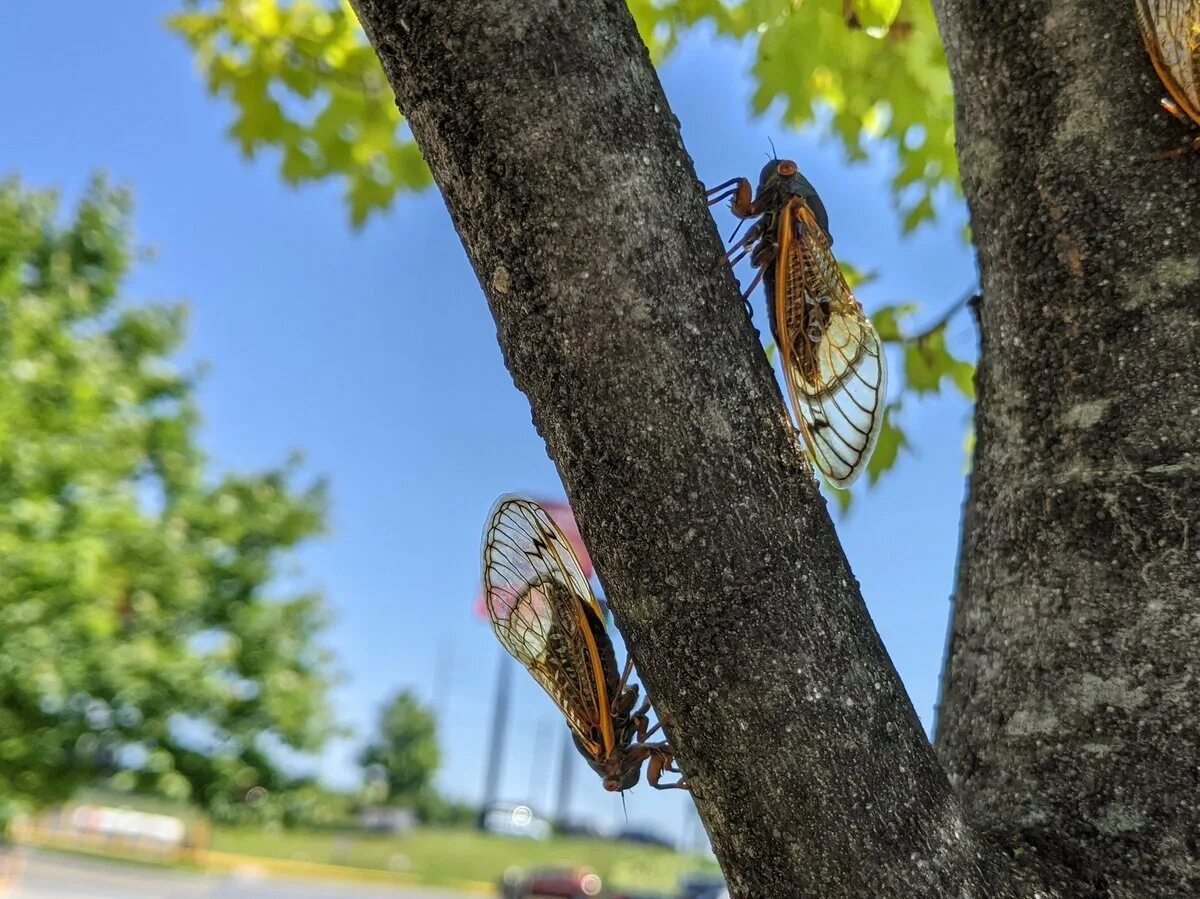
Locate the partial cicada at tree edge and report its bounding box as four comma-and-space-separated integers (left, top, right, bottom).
707, 159, 887, 488
481, 495, 688, 792
1134, 0, 1200, 154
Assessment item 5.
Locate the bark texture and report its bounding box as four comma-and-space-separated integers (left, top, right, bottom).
932, 1, 1200, 896
350, 1, 1028, 895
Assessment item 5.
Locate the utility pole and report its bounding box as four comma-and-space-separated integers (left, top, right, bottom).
478, 645, 512, 828
553, 725, 574, 829
527, 717, 552, 812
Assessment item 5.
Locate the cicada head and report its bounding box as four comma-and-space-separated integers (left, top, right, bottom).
572, 729, 640, 792
756, 158, 830, 239
603, 766, 642, 792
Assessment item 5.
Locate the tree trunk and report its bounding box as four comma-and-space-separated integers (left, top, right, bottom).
350, 0, 1197, 895
932, 1, 1200, 896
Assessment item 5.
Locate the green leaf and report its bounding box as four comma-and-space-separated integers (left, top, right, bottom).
838, 259, 878, 290
948, 357, 976, 400
903, 326, 974, 396
171, 0, 960, 231
827, 480, 853, 513
849, 0, 903, 30
871, 302, 919, 343
867, 403, 908, 484
167, 0, 431, 227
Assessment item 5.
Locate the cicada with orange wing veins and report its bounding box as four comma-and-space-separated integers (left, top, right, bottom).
1134, 0, 1200, 155
481, 496, 688, 793
707, 159, 886, 488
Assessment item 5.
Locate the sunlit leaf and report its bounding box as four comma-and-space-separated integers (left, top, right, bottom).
904, 326, 973, 396
866, 403, 908, 483
871, 303, 918, 343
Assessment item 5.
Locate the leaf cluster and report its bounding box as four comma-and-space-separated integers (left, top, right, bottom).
0, 178, 336, 818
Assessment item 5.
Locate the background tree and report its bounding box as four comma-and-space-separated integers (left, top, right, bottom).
358, 689, 439, 807
0, 178, 336, 821
173, 0, 1200, 895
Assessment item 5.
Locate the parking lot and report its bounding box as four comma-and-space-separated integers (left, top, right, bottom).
6, 849, 464, 899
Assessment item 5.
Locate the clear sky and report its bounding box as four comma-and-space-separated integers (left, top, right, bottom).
1, 3, 976, 844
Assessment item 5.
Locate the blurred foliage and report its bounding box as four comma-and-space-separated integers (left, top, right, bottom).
359, 690, 439, 808
169, 0, 429, 226
0, 177, 336, 820
167, 0, 972, 488
411, 791, 477, 827
168, 0, 953, 229
866, 298, 975, 490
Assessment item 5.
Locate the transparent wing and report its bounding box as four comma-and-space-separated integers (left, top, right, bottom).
1135, 0, 1200, 122
775, 201, 887, 488
481, 495, 615, 757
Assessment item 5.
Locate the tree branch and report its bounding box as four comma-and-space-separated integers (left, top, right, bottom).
933, 1, 1200, 894
350, 1, 1037, 894
905, 287, 978, 344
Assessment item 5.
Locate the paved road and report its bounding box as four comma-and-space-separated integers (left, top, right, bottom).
6, 849, 472, 899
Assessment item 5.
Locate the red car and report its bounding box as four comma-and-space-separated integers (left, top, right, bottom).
499, 865, 603, 898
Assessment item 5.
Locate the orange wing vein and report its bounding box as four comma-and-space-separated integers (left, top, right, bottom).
774, 198, 887, 488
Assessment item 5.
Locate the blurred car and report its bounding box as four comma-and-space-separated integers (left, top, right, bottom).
556, 818, 605, 839
480, 803, 552, 841
676, 873, 727, 899
499, 865, 602, 898
615, 825, 674, 849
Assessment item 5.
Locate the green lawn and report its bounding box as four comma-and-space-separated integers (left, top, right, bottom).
212, 825, 718, 892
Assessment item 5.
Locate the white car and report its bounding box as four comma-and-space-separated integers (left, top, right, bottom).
480, 803, 551, 840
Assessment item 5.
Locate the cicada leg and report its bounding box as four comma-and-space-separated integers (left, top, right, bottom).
612, 656, 635, 708
629, 700, 659, 741
705, 177, 755, 218
1151, 136, 1200, 160
1161, 97, 1191, 125
645, 745, 690, 791
735, 249, 773, 314
1149, 99, 1200, 159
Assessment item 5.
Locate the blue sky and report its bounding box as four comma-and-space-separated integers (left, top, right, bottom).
2, 3, 976, 843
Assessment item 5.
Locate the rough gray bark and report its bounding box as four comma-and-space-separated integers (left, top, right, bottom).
932, 1, 1200, 896
349, 1, 1028, 896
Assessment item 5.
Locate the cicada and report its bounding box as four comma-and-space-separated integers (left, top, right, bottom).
707, 159, 886, 488
1134, 0, 1200, 154
481, 495, 687, 792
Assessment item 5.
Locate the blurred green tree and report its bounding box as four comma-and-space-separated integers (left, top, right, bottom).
0, 177, 336, 820
168, 0, 974, 493
358, 690, 439, 807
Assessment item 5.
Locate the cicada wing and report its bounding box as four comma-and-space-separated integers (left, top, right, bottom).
481, 495, 617, 758
1135, 0, 1200, 123
775, 200, 887, 488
